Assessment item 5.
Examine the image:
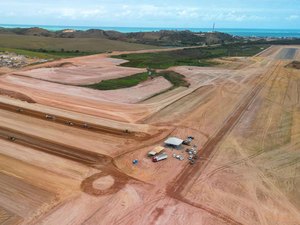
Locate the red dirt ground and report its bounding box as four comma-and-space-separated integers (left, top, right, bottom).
14, 57, 145, 85
0, 45, 299, 225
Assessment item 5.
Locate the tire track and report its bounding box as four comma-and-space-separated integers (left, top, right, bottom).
166, 61, 281, 225
0, 101, 146, 139
0, 125, 146, 197
281, 68, 293, 105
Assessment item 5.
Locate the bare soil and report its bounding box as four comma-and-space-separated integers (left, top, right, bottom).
0, 45, 299, 225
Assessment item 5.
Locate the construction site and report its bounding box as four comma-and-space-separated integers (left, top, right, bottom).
0, 44, 299, 225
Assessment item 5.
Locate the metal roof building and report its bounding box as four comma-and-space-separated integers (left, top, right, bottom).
164, 137, 183, 147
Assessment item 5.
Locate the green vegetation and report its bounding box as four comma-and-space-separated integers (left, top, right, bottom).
256, 39, 300, 45
84, 71, 189, 90
158, 71, 189, 88
31, 48, 93, 58
113, 51, 216, 69
88, 43, 267, 91
113, 43, 270, 69
84, 72, 149, 90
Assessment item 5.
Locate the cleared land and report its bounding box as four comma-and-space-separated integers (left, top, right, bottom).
14, 56, 145, 85
276, 48, 298, 60
0, 45, 299, 225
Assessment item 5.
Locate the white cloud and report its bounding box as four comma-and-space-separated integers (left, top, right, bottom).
35, 7, 108, 20
286, 15, 299, 20
0, 1, 298, 28
18, 3, 268, 22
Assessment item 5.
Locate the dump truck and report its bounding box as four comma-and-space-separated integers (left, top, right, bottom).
152, 153, 168, 162
16, 108, 24, 113
45, 114, 55, 120
148, 146, 164, 157
66, 121, 74, 126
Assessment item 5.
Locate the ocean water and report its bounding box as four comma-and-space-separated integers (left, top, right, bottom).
1, 24, 300, 38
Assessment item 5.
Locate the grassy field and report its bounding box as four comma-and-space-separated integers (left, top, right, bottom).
84, 71, 189, 90
114, 43, 270, 69
0, 34, 160, 54
159, 71, 189, 87
84, 72, 149, 90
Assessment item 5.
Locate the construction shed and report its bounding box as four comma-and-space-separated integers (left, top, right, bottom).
164, 137, 183, 148
148, 146, 165, 157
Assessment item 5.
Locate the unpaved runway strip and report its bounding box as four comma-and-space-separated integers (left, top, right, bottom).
276, 48, 298, 60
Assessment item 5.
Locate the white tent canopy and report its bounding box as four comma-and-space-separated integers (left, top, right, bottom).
164, 137, 183, 147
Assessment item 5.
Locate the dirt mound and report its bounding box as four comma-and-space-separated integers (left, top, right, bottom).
0, 88, 35, 103
44, 62, 74, 68
286, 61, 300, 69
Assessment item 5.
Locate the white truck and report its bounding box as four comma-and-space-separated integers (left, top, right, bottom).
152, 153, 168, 162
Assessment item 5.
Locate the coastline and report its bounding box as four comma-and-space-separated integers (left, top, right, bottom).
1, 24, 300, 38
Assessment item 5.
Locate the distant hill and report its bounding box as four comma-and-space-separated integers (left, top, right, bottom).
0, 27, 241, 47
123, 30, 237, 46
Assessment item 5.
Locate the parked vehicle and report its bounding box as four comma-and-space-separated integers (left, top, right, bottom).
174, 154, 184, 161
148, 151, 157, 157
183, 136, 195, 145
152, 153, 168, 162
183, 138, 192, 145
189, 159, 195, 165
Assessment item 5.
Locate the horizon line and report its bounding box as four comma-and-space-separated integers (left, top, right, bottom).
0, 23, 299, 31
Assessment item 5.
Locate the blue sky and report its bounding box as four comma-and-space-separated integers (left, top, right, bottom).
1, 0, 299, 28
